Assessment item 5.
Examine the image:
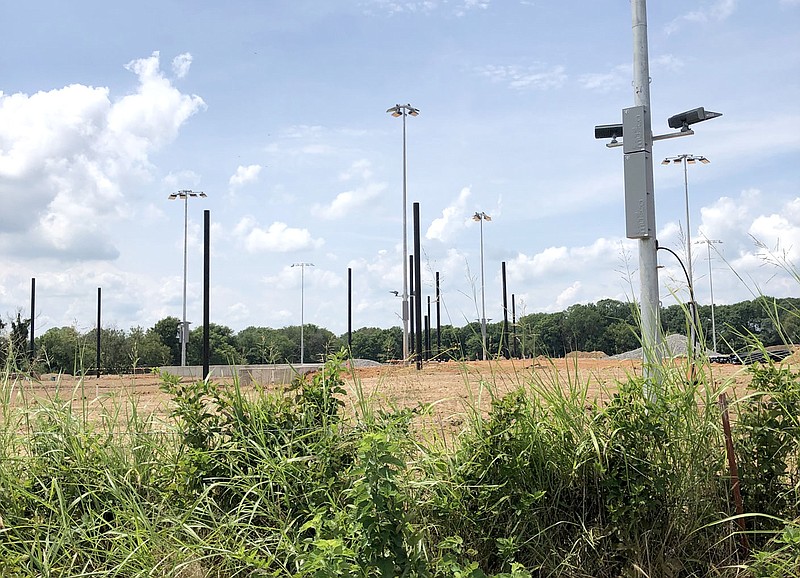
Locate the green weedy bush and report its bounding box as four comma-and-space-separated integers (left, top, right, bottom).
422, 360, 736, 577
735, 361, 800, 543
749, 519, 800, 577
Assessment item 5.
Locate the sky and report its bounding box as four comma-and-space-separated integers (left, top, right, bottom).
1, 0, 799, 339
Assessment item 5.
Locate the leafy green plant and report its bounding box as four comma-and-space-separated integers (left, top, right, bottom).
735, 361, 800, 539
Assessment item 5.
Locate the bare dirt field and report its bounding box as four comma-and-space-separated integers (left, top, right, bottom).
10, 357, 758, 433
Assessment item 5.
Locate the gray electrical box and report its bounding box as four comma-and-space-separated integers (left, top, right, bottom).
622, 105, 651, 154
624, 151, 655, 238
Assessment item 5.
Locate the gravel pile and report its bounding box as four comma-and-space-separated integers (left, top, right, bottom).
610, 334, 718, 360
349, 359, 383, 368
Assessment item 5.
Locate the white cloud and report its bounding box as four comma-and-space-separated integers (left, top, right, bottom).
0, 52, 205, 260
312, 160, 385, 219
578, 64, 630, 92
234, 217, 324, 253
172, 53, 193, 78
665, 0, 737, 34
426, 187, 471, 242
229, 164, 263, 189
479, 64, 567, 90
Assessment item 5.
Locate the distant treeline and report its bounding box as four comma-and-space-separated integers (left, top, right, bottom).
2, 296, 799, 375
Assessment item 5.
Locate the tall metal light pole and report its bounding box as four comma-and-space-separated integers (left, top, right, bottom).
168, 189, 206, 366
662, 154, 709, 289
473, 211, 492, 360
595, 1, 721, 389
292, 262, 314, 365
387, 103, 419, 362
697, 237, 723, 352
662, 154, 709, 352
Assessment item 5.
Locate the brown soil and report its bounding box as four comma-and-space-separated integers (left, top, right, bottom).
8, 357, 756, 434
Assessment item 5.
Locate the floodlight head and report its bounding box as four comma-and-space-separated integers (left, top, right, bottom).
408, 106, 420, 116
667, 107, 722, 131
594, 123, 624, 142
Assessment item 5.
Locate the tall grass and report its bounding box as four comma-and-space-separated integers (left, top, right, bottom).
1, 337, 798, 576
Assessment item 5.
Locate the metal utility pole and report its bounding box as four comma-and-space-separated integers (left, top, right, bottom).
292, 262, 315, 365
698, 238, 723, 352
663, 154, 710, 356
387, 104, 419, 363
168, 190, 207, 367
473, 211, 492, 360
631, 0, 661, 381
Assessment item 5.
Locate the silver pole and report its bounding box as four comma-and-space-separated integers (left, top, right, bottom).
181, 195, 188, 367
682, 158, 694, 286
388, 104, 418, 363
300, 264, 305, 365
401, 111, 409, 363
479, 217, 487, 360
700, 238, 722, 352
292, 262, 314, 365
682, 157, 697, 355
631, 0, 661, 381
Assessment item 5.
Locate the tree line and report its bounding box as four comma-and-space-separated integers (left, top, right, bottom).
1, 296, 799, 375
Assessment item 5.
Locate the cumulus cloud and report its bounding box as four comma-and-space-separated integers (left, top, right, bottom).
426, 187, 471, 242
311, 160, 386, 219
234, 216, 324, 253
229, 164, 263, 189
0, 51, 205, 260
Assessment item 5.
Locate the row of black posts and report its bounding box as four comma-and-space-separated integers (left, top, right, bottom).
26, 210, 214, 380
344, 201, 522, 369
26, 205, 521, 378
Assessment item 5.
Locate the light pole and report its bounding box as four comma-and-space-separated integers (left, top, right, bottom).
697, 237, 723, 352
662, 154, 709, 352
292, 262, 314, 365
168, 189, 206, 367
662, 154, 709, 288
594, 0, 721, 390
473, 211, 492, 360
387, 103, 419, 363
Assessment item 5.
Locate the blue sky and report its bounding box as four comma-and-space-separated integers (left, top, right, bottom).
1, 0, 799, 338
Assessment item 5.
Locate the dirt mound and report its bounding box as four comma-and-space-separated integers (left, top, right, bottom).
566, 351, 608, 359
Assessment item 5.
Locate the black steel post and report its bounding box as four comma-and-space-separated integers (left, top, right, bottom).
413, 202, 423, 370
96, 287, 101, 378
203, 209, 210, 380
435, 271, 441, 358
29, 278, 35, 361
409, 254, 415, 356
347, 267, 353, 353
502, 262, 509, 359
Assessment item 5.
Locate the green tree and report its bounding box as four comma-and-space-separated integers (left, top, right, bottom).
150, 316, 181, 365
129, 326, 172, 368
37, 326, 86, 374
187, 323, 244, 365
238, 326, 294, 364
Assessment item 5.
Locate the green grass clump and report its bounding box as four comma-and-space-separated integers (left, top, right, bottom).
1, 345, 799, 576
